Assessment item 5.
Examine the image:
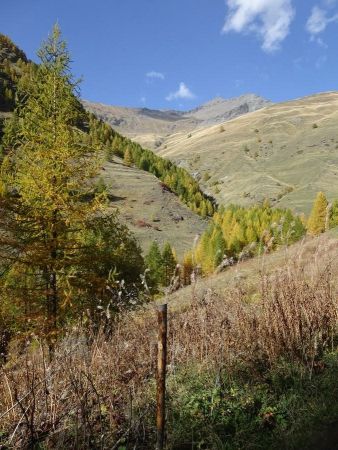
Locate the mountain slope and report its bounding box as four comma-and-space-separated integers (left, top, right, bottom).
83, 94, 271, 149
184, 94, 270, 123
166, 229, 338, 309
102, 158, 207, 256
156, 91, 338, 214
0, 34, 28, 115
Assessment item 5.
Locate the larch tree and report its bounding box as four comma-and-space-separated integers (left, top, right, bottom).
210, 226, 226, 269
0, 25, 143, 339
123, 147, 133, 166
307, 192, 329, 236
182, 251, 194, 286
192, 204, 305, 276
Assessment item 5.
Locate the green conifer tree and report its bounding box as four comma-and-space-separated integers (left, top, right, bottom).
145, 241, 163, 292
161, 242, 177, 286
210, 226, 226, 269
330, 199, 338, 228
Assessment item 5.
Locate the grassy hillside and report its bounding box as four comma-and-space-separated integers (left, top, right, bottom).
102, 157, 207, 257
165, 230, 338, 309
156, 92, 338, 214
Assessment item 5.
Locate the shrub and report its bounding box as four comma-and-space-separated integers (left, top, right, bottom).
203, 171, 211, 182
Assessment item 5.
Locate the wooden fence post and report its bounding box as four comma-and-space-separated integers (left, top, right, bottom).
156, 304, 168, 450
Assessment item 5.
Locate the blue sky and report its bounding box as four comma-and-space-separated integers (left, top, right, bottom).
1, 0, 338, 110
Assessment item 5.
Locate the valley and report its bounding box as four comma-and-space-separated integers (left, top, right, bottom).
0, 26, 338, 450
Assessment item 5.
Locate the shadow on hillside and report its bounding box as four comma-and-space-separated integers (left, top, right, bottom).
107, 193, 126, 202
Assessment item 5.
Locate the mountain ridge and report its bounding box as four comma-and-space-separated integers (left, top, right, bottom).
83, 93, 271, 149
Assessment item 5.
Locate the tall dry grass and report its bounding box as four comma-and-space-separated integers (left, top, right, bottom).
0, 246, 337, 448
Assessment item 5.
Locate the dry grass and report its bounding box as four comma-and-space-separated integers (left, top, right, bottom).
102, 159, 207, 258
166, 232, 338, 310
0, 245, 337, 448
157, 92, 338, 214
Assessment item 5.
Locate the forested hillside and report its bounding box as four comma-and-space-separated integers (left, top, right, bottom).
0, 34, 27, 111
87, 114, 215, 217
0, 34, 215, 220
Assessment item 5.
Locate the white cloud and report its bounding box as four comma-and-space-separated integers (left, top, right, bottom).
166, 82, 196, 101
222, 0, 295, 52
307, 7, 328, 34
306, 5, 338, 36
315, 54, 327, 69
140, 96, 146, 104
146, 71, 165, 80
315, 36, 328, 48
